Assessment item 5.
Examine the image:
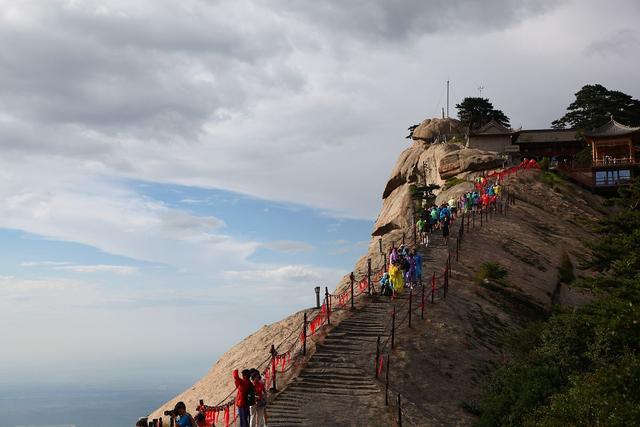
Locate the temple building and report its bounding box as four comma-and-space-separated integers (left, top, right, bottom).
557, 119, 640, 190
466, 120, 518, 154
585, 118, 640, 187
513, 128, 583, 160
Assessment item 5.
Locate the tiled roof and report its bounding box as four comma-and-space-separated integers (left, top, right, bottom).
585, 119, 640, 138
470, 119, 514, 135
515, 129, 579, 144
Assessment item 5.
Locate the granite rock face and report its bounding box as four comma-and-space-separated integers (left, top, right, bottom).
411, 117, 465, 142
372, 140, 501, 237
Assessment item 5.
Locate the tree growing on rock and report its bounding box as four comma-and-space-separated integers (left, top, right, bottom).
405, 123, 419, 139
455, 97, 510, 131
552, 84, 640, 130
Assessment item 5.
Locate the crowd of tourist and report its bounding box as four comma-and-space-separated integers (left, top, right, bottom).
379, 244, 423, 297
153, 368, 268, 427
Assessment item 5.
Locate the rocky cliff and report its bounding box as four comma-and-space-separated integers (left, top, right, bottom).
147, 118, 605, 425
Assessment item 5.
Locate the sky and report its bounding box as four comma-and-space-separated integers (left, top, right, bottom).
1, 0, 640, 391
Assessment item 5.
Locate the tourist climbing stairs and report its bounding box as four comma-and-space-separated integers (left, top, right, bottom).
267, 231, 449, 426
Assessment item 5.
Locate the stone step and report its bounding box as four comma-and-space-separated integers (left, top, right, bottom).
341, 330, 390, 338
322, 335, 378, 343
299, 374, 371, 385
285, 385, 379, 396
317, 342, 367, 350
268, 420, 305, 426
289, 379, 379, 390
301, 367, 364, 376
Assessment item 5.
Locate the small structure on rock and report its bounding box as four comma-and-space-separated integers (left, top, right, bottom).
467, 119, 519, 154
513, 128, 583, 160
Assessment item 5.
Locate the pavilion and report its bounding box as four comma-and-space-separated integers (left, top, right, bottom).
585, 118, 640, 187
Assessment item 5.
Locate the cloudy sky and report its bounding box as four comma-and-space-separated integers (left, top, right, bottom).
1, 0, 639, 389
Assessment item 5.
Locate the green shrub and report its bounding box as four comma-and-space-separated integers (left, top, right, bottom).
444, 176, 465, 190
475, 261, 507, 285
538, 157, 550, 171
527, 355, 640, 426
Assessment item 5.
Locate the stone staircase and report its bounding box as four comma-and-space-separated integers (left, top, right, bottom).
267, 230, 450, 426
267, 298, 394, 426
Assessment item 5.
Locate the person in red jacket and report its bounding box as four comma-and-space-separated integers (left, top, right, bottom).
233, 369, 252, 427
250, 371, 267, 427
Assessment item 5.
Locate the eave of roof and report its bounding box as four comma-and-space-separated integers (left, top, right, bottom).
585, 119, 640, 138
515, 128, 580, 144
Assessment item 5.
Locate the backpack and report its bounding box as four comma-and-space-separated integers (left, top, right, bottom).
246, 382, 256, 406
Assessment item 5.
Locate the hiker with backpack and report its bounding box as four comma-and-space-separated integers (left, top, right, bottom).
405, 250, 416, 289
389, 261, 404, 296
233, 369, 253, 427
417, 216, 428, 247
413, 252, 422, 283
442, 215, 450, 246
380, 272, 393, 297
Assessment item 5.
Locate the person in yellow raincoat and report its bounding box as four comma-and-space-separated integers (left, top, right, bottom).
388, 262, 404, 295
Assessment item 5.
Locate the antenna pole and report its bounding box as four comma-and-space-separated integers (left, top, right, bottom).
446, 80, 450, 118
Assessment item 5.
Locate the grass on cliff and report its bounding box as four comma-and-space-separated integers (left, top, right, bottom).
474, 261, 507, 285
443, 176, 466, 190
473, 179, 640, 427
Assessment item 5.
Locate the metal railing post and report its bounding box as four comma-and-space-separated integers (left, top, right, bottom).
431, 272, 436, 304
270, 344, 277, 392
325, 287, 331, 325
367, 258, 372, 296
385, 354, 390, 406
350, 272, 355, 310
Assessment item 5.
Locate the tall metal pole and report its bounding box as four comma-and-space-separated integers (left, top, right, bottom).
446, 80, 450, 118
350, 272, 355, 310
367, 258, 372, 296
302, 312, 307, 356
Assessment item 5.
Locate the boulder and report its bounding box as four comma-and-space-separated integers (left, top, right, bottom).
372, 184, 413, 236
412, 117, 465, 142
438, 149, 502, 180
382, 141, 424, 199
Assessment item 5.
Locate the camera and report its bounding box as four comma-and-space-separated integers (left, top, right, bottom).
164, 410, 175, 417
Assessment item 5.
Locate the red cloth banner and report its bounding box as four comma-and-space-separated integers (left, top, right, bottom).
358, 278, 368, 293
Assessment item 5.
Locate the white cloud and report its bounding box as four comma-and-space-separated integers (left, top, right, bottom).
223, 265, 343, 285
1, 0, 639, 387
0, 275, 94, 299
262, 240, 314, 254
55, 264, 138, 275
20, 260, 71, 267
